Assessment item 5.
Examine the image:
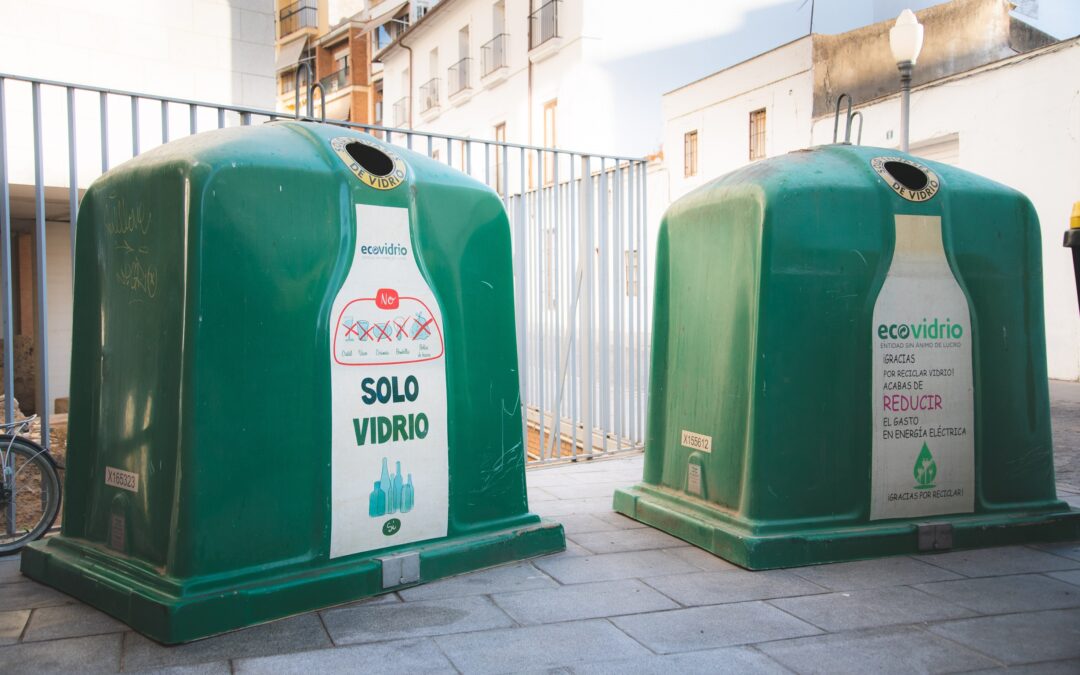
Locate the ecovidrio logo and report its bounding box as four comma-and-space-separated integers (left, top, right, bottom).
876, 317, 963, 340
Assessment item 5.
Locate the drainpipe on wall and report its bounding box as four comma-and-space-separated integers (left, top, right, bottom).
402, 38, 414, 129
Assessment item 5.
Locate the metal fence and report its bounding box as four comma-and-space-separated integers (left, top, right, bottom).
0, 72, 650, 464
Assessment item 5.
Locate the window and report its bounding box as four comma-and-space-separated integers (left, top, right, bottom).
684, 130, 698, 177
543, 99, 557, 185
493, 122, 506, 194
429, 47, 439, 77
749, 108, 766, 161
493, 0, 505, 33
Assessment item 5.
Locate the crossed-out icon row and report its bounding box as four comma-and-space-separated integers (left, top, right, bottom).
342, 312, 435, 343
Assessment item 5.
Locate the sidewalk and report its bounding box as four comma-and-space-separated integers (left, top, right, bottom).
1, 383, 1078, 673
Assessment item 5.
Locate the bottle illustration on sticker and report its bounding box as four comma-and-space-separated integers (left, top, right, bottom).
869, 210, 974, 521
368, 457, 416, 520
329, 203, 449, 560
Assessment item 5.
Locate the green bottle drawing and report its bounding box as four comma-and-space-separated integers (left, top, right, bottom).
402, 474, 415, 513
380, 458, 393, 513
392, 461, 404, 513
368, 481, 386, 517
913, 442, 937, 489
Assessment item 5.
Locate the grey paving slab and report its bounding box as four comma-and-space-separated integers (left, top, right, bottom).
0, 632, 122, 674
433, 618, 650, 674
541, 482, 634, 500
913, 573, 1080, 614
126, 663, 233, 675
396, 562, 557, 601
491, 578, 678, 624
612, 601, 822, 654
234, 637, 456, 674
664, 546, 741, 572
562, 540, 593, 556
568, 527, 686, 554
22, 601, 126, 642
1048, 569, 1080, 586
122, 614, 331, 672
964, 660, 1080, 675
1035, 542, 1080, 562
643, 569, 827, 606
529, 497, 616, 516
927, 608, 1080, 665
0, 579, 74, 611
914, 545, 1080, 577
757, 625, 999, 675
528, 486, 559, 501
321, 595, 514, 645
323, 591, 402, 610
589, 511, 649, 530
0, 558, 28, 585
0, 609, 29, 645
551, 513, 632, 535
532, 548, 700, 584
789, 556, 963, 591
570, 646, 790, 675
769, 585, 976, 631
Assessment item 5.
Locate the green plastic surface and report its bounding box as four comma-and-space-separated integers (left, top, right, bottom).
22, 122, 564, 643
614, 144, 1079, 569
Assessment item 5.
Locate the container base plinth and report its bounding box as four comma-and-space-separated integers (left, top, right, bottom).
613, 485, 1080, 570
21, 519, 565, 644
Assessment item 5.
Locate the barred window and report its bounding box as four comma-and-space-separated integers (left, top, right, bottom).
684, 130, 698, 177
749, 108, 766, 161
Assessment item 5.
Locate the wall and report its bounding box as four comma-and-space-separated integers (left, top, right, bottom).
807, 39, 1080, 380
660, 38, 814, 203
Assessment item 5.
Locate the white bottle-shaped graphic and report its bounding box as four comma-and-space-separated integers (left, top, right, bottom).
328, 203, 451, 560
870, 214, 974, 520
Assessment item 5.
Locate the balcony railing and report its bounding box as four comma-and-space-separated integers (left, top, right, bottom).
419, 78, 440, 113
529, 0, 561, 50
393, 96, 410, 127
319, 66, 350, 95
279, 0, 318, 38
482, 34, 508, 76
448, 58, 471, 96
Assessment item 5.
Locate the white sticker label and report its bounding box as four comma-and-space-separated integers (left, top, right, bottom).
680, 430, 712, 453
329, 204, 449, 558
870, 215, 974, 520
687, 463, 703, 496
104, 466, 139, 493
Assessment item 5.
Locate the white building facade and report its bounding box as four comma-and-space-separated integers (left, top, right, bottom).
660, 12, 1080, 380
0, 0, 277, 415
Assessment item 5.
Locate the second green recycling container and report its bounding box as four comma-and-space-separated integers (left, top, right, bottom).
615, 145, 1080, 569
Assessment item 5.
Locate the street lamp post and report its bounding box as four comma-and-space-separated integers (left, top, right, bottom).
890, 9, 924, 153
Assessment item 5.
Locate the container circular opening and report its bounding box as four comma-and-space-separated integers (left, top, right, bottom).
884, 161, 929, 192
346, 142, 395, 177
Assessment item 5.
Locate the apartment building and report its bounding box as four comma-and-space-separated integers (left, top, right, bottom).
659, 0, 1079, 379
275, 0, 437, 125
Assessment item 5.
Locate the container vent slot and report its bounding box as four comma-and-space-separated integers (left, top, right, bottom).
884, 161, 928, 191
345, 142, 395, 178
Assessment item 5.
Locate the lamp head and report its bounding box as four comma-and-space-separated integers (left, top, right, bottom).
890, 8, 924, 65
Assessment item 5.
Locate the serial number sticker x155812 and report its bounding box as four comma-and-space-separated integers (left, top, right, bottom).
104, 466, 139, 493
680, 430, 712, 453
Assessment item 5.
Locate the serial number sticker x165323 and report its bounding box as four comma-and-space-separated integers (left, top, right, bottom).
104, 466, 139, 493
680, 430, 712, 453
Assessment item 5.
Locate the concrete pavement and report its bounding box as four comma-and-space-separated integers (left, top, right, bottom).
0, 381, 1078, 673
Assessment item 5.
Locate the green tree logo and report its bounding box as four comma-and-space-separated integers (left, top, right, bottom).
913, 443, 937, 489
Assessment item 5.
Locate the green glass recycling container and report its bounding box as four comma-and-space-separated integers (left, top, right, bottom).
22, 122, 564, 643
614, 144, 1079, 570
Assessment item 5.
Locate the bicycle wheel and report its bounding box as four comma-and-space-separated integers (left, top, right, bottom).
0, 436, 61, 555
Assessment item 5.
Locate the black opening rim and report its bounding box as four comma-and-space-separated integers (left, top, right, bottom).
883, 160, 929, 191
345, 142, 395, 177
